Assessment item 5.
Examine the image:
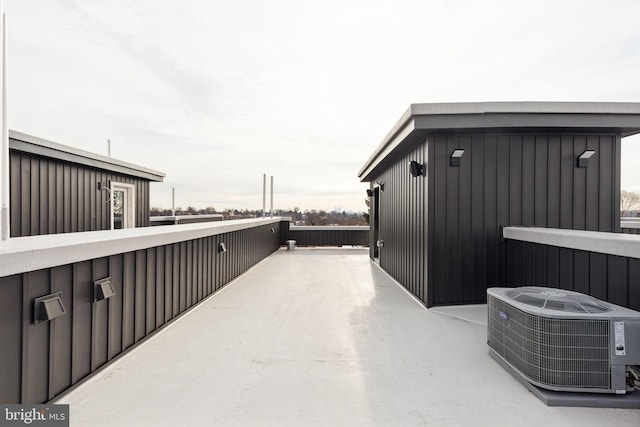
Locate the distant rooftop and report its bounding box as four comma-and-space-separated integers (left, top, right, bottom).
55, 248, 640, 426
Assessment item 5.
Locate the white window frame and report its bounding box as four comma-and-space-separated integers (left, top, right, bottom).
110, 182, 136, 230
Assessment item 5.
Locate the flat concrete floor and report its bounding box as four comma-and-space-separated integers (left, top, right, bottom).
56, 248, 640, 426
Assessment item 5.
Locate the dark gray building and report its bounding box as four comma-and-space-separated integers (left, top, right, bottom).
359, 102, 640, 307
9, 131, 165, 237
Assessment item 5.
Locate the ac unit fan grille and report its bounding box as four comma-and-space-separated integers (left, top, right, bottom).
488, 294, 610, 390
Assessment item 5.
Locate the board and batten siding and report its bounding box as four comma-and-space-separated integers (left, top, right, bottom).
373, 132, 620, 307
504, 239, 640, 312
0, 222, 281, 404
428, 133, 619, 307
372, 143, 427, 302
9, 149, 151, 237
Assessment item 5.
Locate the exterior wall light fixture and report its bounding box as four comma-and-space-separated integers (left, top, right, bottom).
34, 292, 67, 324
366, 189, 374, 197
218, 242, 227, 253
450, 149, 465, 166
94, 277, 116, 302
409, 160, 424, 177
375, 181, 385, 191
577, 150, 596, 168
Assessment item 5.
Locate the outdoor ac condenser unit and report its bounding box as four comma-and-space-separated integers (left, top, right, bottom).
487, 287, 640, 394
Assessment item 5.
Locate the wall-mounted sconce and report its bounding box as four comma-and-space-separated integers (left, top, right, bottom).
218, 242, 227, 253
409, 160, 424, 177
375, 181, 385, 191
450, 149, 465, 166
34, 292, 67, 324
270, 227, 276, 233
94, 277, 116, 302
577, 150, 596, 168
97, 181, 113, 203
366, 189, 374, 197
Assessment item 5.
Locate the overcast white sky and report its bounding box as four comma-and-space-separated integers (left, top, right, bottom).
5, 0, 640, 212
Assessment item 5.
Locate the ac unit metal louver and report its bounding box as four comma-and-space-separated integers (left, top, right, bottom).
487, 287, 640, 394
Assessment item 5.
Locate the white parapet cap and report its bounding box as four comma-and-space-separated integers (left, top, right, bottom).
9, 130, 165, 182
0, 217, 284, 277
290, 226, 370, 231
503, 226, 640, 259
621, 218, 640, 229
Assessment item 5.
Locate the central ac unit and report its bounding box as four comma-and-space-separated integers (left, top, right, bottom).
487, 287, 640, 394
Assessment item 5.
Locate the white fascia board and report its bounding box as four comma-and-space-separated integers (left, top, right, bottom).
9, 130, 165, 182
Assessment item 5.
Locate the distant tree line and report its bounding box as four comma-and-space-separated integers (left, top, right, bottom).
150, 206, 368, 225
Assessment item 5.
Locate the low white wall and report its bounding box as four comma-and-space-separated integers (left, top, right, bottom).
503, 226, 640, 259
0, 217, 284, 278
290, 226, 369, 231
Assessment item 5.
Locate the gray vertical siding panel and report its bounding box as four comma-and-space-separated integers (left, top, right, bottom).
156, 246, 165, 329
585, 135, 599, 231
51, 265, 73, 399
0, 274, 23, 403
92, 258, 110, 371
39, 161, 48, 233
48, 163, 56, 233
56, 163, 64, 233
179, 242, 187, 313
109, 254, 123, 360
146, 249, 156, 334
534, 135, 548, 226
9, 153, 21, 236
598, 135, 614, 231
630, 259, 640, 310
122, 252, 136, 350
496, 136, 510, 288
547, 136, 561, 228
573, 135, 587, 230
70, 166, 78, 232
589, 253, 607, 301
61, 164, 71, 233
484, 136, 498, 289
607, 255, 627, 307
573, 250, 590, 295
164, 244, 174, 323
30, 158, 39, 236
446, 135, 461, 304
186, 241, 194, 306
134, 251, 146, 342
560, 135, 574, 229
505, 240, 638, 311
21, 155, 31, 236
72, 261, 92, 384
25, 269, 50, 404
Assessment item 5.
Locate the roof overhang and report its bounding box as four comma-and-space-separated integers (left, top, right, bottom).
9, 130, 165, 182
358, 102, 640, 182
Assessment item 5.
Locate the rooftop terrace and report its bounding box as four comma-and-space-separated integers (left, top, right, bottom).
54, 248, 640, 426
